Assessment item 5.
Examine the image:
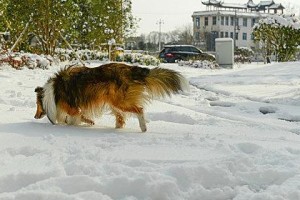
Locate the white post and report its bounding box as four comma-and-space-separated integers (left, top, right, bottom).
157, 19, 164, 52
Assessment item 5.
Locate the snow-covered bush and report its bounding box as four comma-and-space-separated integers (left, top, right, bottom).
178, 60, 219, 69
234, 47, 254, 64
56, 49, 160, 66
124, 53, 160, 66
193, 52, 216, 62
253, 14, 300, 62
55, 49, 109, 62
0, 52, 54, 70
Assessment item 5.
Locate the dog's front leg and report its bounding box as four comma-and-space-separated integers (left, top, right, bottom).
58, 102, 92, 125
112, 109, 125, 129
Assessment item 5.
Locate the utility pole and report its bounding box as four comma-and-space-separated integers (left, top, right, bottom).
157, 19, 164, 51
233, 10, 239, 49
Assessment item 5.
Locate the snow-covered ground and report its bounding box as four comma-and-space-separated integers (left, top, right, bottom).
0, 61, 300, 200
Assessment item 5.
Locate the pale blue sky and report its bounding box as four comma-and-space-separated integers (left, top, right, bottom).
132, 0, 300, 35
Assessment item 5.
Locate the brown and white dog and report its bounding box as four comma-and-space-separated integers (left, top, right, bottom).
34, 63, 188, 132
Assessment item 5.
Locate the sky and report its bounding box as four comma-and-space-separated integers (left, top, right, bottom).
132, 0, 300, 35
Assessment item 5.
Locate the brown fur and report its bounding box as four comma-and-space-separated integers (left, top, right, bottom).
34, 63, 188, 132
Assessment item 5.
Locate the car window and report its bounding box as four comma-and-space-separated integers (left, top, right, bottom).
164, 46, 202, 53
164, 48, 171, 53
191, 47, 200, 53
192, 47, 203, 53
180, 47, 189, 51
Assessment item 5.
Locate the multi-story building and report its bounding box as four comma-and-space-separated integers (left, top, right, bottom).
192, 0, 285, 51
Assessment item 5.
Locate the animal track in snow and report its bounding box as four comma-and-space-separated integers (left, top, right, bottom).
278, 115, 300, 122
236, 142, 262, 154
3, 146, 45, 157
259, 106, 278, 115
205, 96, 219, 101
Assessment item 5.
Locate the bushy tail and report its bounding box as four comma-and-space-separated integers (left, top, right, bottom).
145, 67, 189, 98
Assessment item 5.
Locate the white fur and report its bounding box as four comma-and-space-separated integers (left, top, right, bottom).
43, 80, 57, 124
179, 74, 190, 93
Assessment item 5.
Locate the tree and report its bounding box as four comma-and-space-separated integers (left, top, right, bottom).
0, 0, 137, 54
133, 24, 194, 52
71, 0, 138, 48
253, 14, 300, 62
4, 0, 79, 55
177, 24, 193, 45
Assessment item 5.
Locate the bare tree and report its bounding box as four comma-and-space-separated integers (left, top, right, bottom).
178, 24, 193, 45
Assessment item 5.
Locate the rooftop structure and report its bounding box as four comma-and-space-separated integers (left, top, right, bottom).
202, 0, 284, 14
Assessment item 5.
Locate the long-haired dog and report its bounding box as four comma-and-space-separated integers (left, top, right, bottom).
34, 63, 188, 132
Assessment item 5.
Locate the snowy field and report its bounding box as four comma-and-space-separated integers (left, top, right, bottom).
0, 61, 300, 200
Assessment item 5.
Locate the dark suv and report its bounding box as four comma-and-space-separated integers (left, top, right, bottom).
159, 45, 204, 63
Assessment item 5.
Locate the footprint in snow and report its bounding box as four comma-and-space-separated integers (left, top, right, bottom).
205, 96, 219, 101
259, 106, 278, 115
3, 146, 45, 157
286, 147, 300, 155
236, 142, 262, 154
278, 115, 300, 122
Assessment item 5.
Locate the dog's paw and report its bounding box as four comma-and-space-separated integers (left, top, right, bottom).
87, 119, 95, 126
81, 115, 95, 126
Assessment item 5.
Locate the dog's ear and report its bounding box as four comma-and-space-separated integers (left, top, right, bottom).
35, 86, 43, 93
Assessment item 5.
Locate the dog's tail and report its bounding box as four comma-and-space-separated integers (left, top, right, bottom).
145, 67, 189, 98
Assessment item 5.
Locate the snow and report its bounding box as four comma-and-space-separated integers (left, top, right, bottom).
0, 61, 300, 200
256, 14, 300, 30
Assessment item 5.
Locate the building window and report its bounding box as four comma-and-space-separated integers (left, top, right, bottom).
221, 16, 224, 25
195, 17, 200, 28
195, 32, 200, 40
205, 17, 209, 26
243, 33, 247, 40
251, 18, 256, 27
235, 32, 239, 40
235, 18, 239, 27
251, 33, 254, 40
230, 17, 234, 26
220, 32, 224, 38
243, 18, 248, 27
225, 32, 229, 38
213, 16, 217, 25
230, 32, 234, 39
225, 17, 229, 26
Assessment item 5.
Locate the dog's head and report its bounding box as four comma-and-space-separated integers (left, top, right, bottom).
34, 86, 46, 119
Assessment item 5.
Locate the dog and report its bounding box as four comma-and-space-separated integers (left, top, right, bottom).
34, 63, 188, 132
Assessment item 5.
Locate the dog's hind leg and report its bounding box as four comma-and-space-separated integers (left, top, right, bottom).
126, 107, 147, 132
112, 105, 147, 132
137, 111, 147, 132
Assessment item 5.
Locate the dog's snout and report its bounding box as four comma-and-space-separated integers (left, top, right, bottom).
34, 111, 45, 119
34, 113, 40, 119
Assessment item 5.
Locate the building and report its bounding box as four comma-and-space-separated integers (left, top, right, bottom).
192, 0, 285, 51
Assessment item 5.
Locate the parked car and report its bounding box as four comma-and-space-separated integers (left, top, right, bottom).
159, 45, 210, 63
